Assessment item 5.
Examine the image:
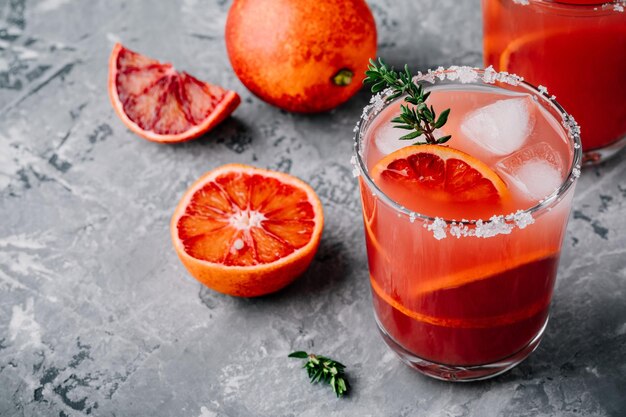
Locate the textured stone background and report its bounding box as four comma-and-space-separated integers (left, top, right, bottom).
0, 0, 624, 416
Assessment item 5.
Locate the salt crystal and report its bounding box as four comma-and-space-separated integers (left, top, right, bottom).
350, 155, 360, 178
493, 71, 523, 86
423, 210, 536, 239
479, 216, 515, 238
361, 104, 372, 121
446, 66, 460, 81
508, 210, 535, 229
561, 114, 581, 149
416, 66, 479, 87
456, 67, 479, 83
449, 222, 470, 239
538, 85, 548, 95
370, 92, 386, 114
435, 67, 446, 81
482, 66, 497, 84
416, 70, 436, 84
427, 217, 447, 240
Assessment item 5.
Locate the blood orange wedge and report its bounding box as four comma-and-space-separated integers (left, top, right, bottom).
171, 164, 324, 297
108, 43, 240, 143
371, 145, 509, 207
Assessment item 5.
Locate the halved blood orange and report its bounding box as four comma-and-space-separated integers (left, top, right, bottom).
171, 164, 324, 297
371, 145, 509, 204
108, 43, 240, 143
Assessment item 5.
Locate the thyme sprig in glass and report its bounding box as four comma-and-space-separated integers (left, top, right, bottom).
288, 351, 349, 397
364, 58, 452, 145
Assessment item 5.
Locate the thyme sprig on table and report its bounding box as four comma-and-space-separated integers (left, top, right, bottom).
364, 58, 452, 145
288, 351, 349, 397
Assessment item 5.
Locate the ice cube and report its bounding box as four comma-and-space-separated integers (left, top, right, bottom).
374, 122, 406, 155
375, 120, 445, 155
461, 97, 535, 156
496, 142, 563, 200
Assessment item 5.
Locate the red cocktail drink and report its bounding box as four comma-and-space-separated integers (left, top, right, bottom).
355, 66, 582, 381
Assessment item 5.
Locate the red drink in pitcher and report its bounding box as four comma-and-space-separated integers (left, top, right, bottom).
483, 0, 626, 163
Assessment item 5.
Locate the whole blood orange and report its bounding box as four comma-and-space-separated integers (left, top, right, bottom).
109, 43, 240, 143
171, 164, 324, 297
225, 0, 377, 113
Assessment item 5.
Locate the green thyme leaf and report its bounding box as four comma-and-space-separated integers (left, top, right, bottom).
434, 108, 450, 129
289, 351, 350, 398
400, 131, 422, 140
363, 58, 452, 145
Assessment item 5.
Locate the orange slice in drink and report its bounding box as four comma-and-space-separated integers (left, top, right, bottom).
171, 164, 324, 297
364, 146, 510, 265
371, 145, 509, 204
411, 248, 558, 298
358, 177, 388, 261
109, 43, 240, 143
498, 30, 570, 76
370, 274, 552, 329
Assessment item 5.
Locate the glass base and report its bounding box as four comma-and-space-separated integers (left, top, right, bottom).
582, 135, 626, 165
375, 315, 549, 382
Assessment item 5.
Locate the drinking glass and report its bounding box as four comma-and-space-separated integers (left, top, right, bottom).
353, 67, 582, 381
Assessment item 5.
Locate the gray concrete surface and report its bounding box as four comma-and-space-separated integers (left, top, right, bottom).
0, 0, 624, 416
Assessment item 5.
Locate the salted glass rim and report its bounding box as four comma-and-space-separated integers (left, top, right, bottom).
520, 0, 622, 5
353, 66, 583, 227
509, 0, 625, 13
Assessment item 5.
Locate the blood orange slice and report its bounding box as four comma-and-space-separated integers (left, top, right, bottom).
371, 145, 509, 204
171, 164, 324, 297
108, 43, 240, 143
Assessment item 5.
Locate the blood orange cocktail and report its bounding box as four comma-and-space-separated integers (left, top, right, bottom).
482, 0, 626, 163
354, 67, 582, 381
